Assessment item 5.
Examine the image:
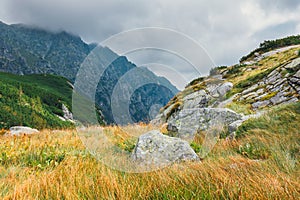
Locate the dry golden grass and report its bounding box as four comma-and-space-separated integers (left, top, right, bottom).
0, 103, 299, 199
0, 113, 299, 200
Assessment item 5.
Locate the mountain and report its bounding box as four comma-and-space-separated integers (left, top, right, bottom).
0, 21, 178, 124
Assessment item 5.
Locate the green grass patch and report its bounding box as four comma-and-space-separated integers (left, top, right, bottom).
236, 102, 300, 138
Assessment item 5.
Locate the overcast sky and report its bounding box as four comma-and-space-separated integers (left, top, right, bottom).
1, 0, 300, 88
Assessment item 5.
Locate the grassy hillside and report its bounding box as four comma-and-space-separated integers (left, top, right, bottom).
0, 102, 299, 199
0, 72, 74, 130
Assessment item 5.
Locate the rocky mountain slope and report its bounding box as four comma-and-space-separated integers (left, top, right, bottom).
153, 41, 300, 141
0, 21, 178, 124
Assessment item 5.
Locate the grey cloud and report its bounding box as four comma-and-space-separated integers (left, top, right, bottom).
0, 0, 299, 87
257, 0, 300, 11
252, 21, 299, 42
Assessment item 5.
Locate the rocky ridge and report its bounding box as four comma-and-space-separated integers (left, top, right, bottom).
152, 45, 300, 142
235, 57, 300, 109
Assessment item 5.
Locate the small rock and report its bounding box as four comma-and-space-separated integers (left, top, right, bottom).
294, 70, 300, 79
284, 57, 300, 69
228, 120, 244, 133
270, 84, 284, 92
265, 70, 281, 84
8, 126, 39, 136
182, 90, 210, 109
243, 92, 258, 100
285, 97, 299, 104
270, 93, 288, 105
242, 84, 258, 95
273, 78, 287, 89
216, 82, 233, 97
252, 100, 270, 109
255, 93, 268, 101
289, 77, 300, 86
256, 88, 265, 95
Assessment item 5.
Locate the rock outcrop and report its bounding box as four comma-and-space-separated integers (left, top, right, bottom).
62, 104, 74, 121
152, 79, 241, 141
167, 108, 242, 141
153, 45, 300, 142
132, 130, 199, 168
8, 126, 39, 136
236, 57, 300, 109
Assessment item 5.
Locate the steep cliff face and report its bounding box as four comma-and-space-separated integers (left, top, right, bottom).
154, 44, 300, 139
0, 22, 178, 124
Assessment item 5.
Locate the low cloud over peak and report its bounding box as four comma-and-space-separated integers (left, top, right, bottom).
0, 0, 299, 67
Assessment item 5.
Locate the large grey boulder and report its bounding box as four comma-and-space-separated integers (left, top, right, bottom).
167, 108, 242, 141
132, 130, 199, 168
8, 126, 39, 136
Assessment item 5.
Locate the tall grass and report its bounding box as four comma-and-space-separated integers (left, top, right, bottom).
0, 103, 299, 199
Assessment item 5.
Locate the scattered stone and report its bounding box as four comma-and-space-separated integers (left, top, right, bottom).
284, 57, 300, 69
256, 88, 265, 95
265, 70, 281, 84
244, 92, 258, 100
285, 97, 299, 104
8, 126, 39, 136
273, 78, 287, 89
242, 84, 258, 95
254, 93, 268, 101
252, 100, 270, 109
266, 84, 274, 90
270, 84, 284, 92
132, 130, 199, 167
270, 93, 288, 105
182, 90, 210, 109
216, 82, 233, 97
294, 70, 300, 79
289, 77, 300, 85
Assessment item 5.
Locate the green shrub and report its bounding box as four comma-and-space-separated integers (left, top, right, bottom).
236, 102, 300, 138
117, 138, 137, 153
237, 139, 271, 159
240, 35, 300, 62
190, 142, 202, 153
260, 92, 278, 101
